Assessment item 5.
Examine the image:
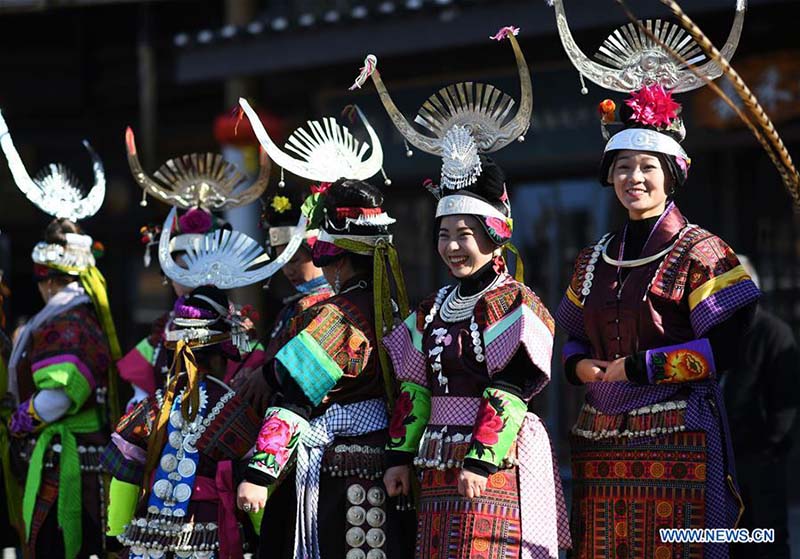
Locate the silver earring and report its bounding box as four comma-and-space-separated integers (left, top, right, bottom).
162, 276, 169, 286
334, 269, 341, 293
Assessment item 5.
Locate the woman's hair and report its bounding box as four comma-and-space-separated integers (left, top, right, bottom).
43, 218, 83, 246
466, 156, 509, 218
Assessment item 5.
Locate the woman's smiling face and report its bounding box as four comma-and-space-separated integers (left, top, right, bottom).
610, 150, 670, 220
437, 215, 497, 278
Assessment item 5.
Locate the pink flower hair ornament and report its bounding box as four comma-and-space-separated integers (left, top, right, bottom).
625, 85, 681, 129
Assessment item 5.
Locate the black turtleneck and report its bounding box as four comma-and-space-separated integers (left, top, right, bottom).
619, 214, 661, 282
458, 258, 501, 296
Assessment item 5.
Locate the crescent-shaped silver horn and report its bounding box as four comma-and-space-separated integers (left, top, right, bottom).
0, 108, 44, 209
75, 140, 107, 221
349, 105, 385, 181
238, 98, 324, 181
490, 31, 533, 152
551, 0, 623, 91
672, 0, 746, 93
159, 206, 310, 289
125, 126, 184, 207
356, 56, 443, 156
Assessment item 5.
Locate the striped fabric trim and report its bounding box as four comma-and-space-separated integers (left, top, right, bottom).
276, 330, 344, 406
565, 286, 583, 309
32, 361, 93, 413
688, 264, 752, 310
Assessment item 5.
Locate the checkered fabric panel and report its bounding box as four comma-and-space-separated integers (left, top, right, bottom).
382, 322, 427, 385
690, 280, 760, 337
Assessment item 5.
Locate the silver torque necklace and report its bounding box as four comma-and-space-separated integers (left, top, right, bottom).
439, 273, 505, 323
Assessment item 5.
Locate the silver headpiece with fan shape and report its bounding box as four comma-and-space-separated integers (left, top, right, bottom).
126, 127, 271, 210
549, 0, 746, 93
159, 207, 307, 289
350, 26, 532, 194
238, 100, 387, 186
0, 109, 105, 221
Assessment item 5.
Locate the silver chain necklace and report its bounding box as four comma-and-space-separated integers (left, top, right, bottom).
439, 274, 504, 323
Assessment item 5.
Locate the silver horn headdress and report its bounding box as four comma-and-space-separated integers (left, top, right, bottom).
159, 207, 307, 289
350, 26, 532, 194
0, 109, 105, 221
126, 126, 271, 210
238, 99, 388, 186
549, 0, 746, 94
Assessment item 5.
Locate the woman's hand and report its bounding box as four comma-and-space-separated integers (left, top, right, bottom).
237, 481, 269, 514
576, 358, 609, 383
457, 469, 488, 499
383, 465, 411, 497
602, 357, 628, 382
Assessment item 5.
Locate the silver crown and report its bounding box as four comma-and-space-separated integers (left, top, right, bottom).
549, 0, 746, 93
126, 127, 270, 211
239, 100, 386, 185
0, 109, 105, 221
158, 207, 307, 290
350, 26, 531, 194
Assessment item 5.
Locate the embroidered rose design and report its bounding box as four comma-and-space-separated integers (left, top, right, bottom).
389, 390, 415, 440
257, 414, 294, 466
484, 217, 512, 240
473, 399, 504, 446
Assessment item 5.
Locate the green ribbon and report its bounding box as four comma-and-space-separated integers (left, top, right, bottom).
332, 237, 409, 409
503, 242, 525, 283
22, 407, 103, 559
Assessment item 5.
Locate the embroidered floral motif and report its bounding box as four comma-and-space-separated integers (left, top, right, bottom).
388, 390, 415, 441
651, 349, 711, 383
470, 392, 508, 459
252, 408, 303, 476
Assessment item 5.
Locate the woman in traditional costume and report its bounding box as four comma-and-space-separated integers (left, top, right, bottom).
102, 205, 302, 559
354, 26, 571, 559
236, 96, 412, 559
548, 2, 760, 557
1, 108, 122, 559
117, 128, 271, 409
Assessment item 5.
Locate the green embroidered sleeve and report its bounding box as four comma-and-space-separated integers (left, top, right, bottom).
464, 387, 527, 468
386, 382, 431, 454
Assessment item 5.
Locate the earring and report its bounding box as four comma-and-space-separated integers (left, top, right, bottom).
334, 269, 341, 293
161, 276, 169, 286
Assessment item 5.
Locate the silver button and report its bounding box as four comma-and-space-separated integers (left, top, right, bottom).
347, 506, 366, 526
367, 550, 387, 559
346, 550, 366, 559
168, 431, 183, 449
347, 484, 366, 505
366, 507, 386, 527
160, 453, 178, 473
367, 486, 386, 506
346, 527, 366, 547
173, 482, 192, 503
366, 528, 386, 548
177, 458, 196, 478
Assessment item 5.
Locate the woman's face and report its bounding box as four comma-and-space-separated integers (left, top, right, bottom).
611, 150, 670, 220
276, 245, 318, 286
437, 215, 497, 279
